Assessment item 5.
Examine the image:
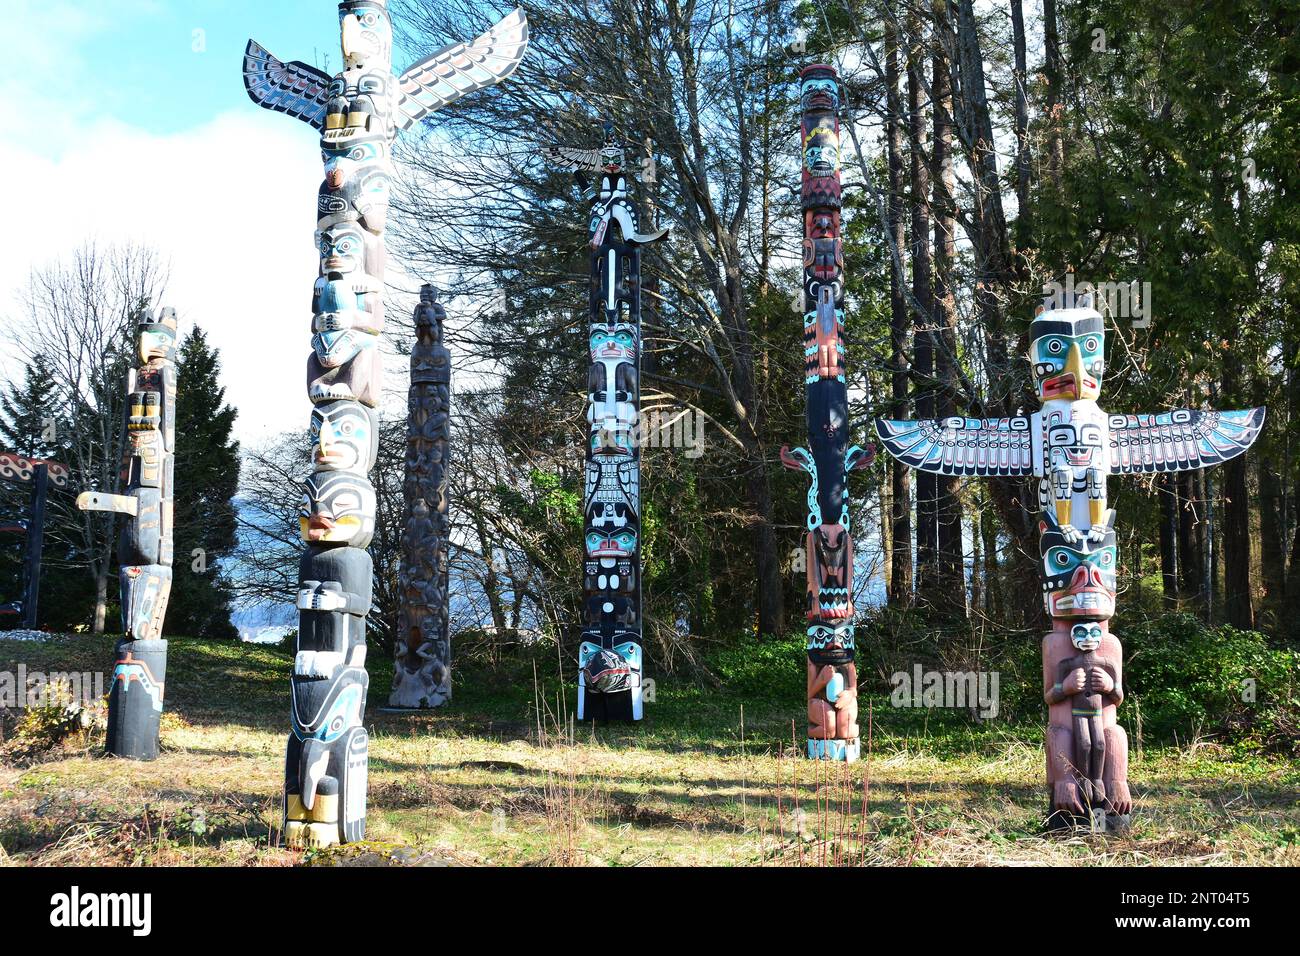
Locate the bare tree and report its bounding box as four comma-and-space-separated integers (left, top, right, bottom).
6, 242, 167, 632
389, 0, 803, 638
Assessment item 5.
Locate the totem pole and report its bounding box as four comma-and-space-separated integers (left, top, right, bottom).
0, 452, 69, 628
390, 284, 452, 708
780, 65, 875, 762
875, 293, 1265, 827
549, 122, 668, 721
243, 1, 528, 847
76, 308, 178, 761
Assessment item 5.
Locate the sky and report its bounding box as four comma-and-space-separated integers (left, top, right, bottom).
0, 0, 429, 448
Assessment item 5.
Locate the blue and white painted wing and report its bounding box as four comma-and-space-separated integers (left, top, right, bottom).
395, 8, 529, 130
1108, 408, 1265, 474
242, 40, 331, 129
874, 417, 1034, 476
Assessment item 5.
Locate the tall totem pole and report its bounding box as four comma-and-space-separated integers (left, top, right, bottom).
243, 1, 528, 847
781, 65, 875, 762
876, 293, 1265, 827
77, 307, 178, 761
550, 122, 668, 722
389, 284, 452, 708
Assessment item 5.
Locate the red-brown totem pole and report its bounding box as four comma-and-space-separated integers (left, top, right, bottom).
877, 292, 1264, 827
782, 65, 874, 761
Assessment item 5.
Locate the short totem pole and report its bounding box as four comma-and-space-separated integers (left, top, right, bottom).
77, 308, 178, 760
243, 0, 528, 846
390, 284, 452, 708
550, 122, 668, 721
876, 293, 1264, 827
781, 65, 875, 762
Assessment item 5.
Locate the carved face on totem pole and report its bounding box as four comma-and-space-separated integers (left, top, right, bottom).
300, 471, 377, 547
339, 0, 392, 67
1039, 518, 1117, 620
1029, 307, 1106, 402
310, 400, 378, 472
806, 522, 853, 619
317, 222, 382, 279
137, 309, 178, 364
1070, 622, 1104, 652
807, 622, 855, 653
590, 322, 637, 361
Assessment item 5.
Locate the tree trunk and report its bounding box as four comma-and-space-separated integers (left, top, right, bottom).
907, 7, 937, 602
1178, 469, 1207, 614
932, 0, 965, 615
93, 561, 109, 634
1010, 0, 1032, 247
1258, 458, 1285, 614
1042, 0, 1064, 190
1157, 474, 1179, 609
748, 451, 784, 637
1222, 456, 1255, 628
885, 18, 913, 607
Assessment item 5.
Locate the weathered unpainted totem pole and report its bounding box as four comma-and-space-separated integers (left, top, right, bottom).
0, 452, 70, 628
390, 284, 452, 708
243, 0, 528, 846
876, 293, 1265, 827
77, 308, 178, 760
550, 122, 668, 721
781, 66, 875, 762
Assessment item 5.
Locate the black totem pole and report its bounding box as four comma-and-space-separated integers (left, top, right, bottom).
551, 122, 669, 721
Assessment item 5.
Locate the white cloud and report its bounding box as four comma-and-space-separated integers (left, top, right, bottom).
0, 110, 344, 447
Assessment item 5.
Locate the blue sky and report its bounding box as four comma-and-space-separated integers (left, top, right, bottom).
0, 1, 443, 447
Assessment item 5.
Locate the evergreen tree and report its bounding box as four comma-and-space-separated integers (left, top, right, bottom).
168, 326, 240, 638
0, 352, 65, 459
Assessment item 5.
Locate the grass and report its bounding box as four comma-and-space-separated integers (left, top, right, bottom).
1, 632, 1297, 866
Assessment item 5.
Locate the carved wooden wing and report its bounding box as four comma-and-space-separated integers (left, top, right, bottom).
242, 40, 331, 129
1107, 408, 1265, 474
396, 8, 529, 130
874, 417, 1034, 476
545, 146, 603, 171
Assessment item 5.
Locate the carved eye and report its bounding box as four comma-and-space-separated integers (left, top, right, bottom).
1083, 336, 1099, 353
1047, 339, 1064, 354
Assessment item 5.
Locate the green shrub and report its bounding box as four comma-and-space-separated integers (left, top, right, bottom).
1122, 612, 1300, 753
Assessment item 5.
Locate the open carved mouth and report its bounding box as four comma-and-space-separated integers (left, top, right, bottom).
1049, 588, 1114, 614
1042, 372, 1097, 399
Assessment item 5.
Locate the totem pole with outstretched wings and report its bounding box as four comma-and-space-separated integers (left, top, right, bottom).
875, 295, 1264, 828
243, 0, 528, 849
